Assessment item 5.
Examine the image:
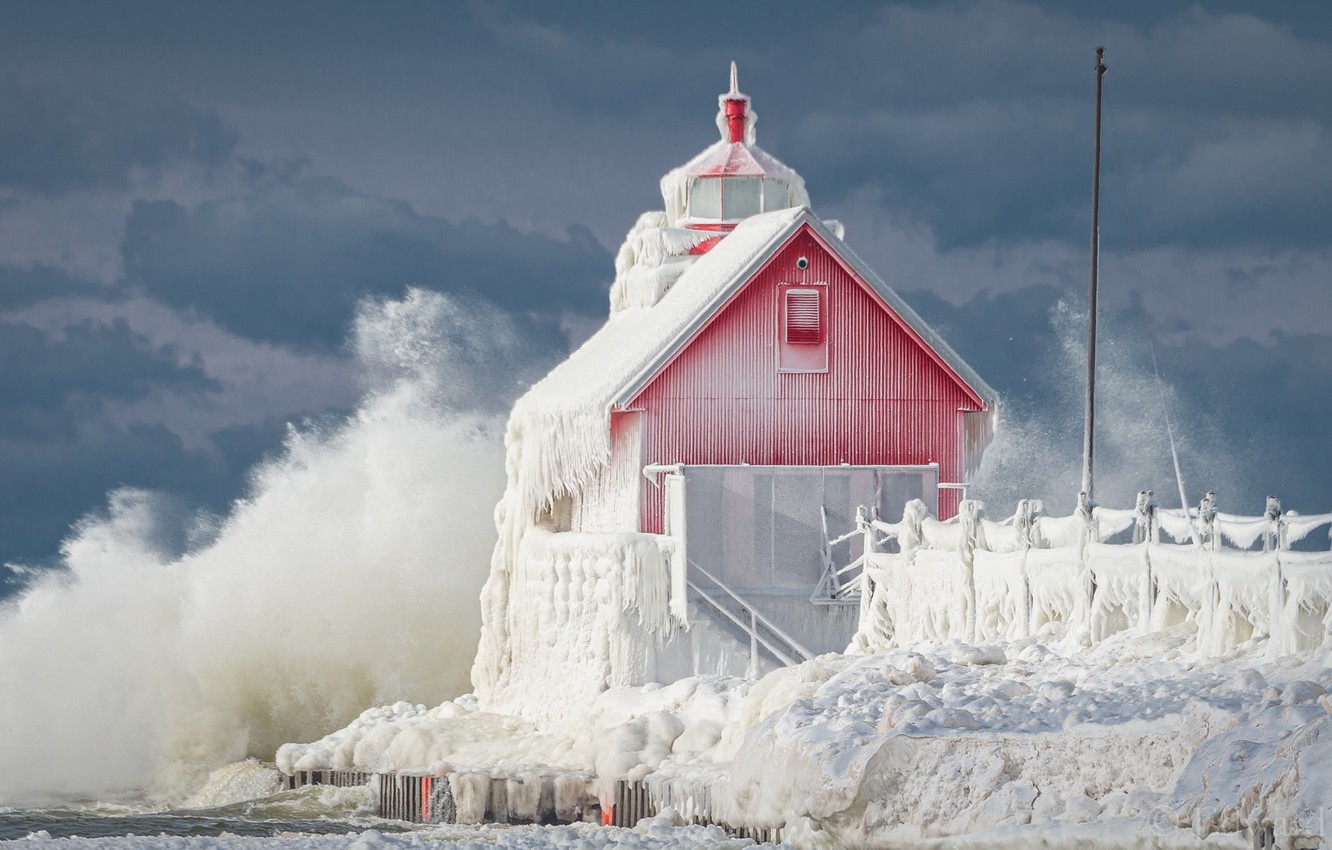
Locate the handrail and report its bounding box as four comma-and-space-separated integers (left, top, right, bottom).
688, 580, 802, 668
832, 556, 864, 578
812, 510, 869, 605
827, 527, 860, 547
688, 559, 815, 662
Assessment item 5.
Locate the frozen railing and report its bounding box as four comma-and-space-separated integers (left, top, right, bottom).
688, 559, 815, 675
851, 493, 1332, 657
810, 504, 868, 606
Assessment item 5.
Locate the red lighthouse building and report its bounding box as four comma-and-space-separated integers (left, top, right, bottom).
478, 67, 997, 688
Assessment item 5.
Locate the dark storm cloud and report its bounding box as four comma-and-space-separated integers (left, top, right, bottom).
0, 265, 107, 311
903, 285, 1070, 404
121, 177, 612, 350
0, 417, 269, 573
465, 1, 691, 114
0, 318, 217, 440
0, 83, 237, 194
0, 316, 237, 568
1164, 331, 1332, 512
758, 2, 1332, 250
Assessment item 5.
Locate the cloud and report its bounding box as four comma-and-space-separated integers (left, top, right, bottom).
0, 83, 238, 195
465, 2, 687, 113
0, 316, 238, 567
759, 2, 1332, 250
0, 264, 107, 311
121, 177, 613, 350
825, 193, 1332, 346
0, 318, 216, 436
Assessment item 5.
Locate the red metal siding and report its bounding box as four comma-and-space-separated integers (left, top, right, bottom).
629, 225, 981, 530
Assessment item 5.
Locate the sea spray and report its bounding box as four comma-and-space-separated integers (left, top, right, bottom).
971, 299, 1236, 516
0, 289, 542, 806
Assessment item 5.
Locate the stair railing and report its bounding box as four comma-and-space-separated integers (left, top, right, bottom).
687, 559, 815, 675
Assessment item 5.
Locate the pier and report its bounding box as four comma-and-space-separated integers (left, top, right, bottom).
281, 770, 784, 843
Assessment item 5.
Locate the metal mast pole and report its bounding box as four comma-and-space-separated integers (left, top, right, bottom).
1082, 47, 1107, 505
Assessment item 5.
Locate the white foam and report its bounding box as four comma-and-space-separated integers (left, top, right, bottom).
0, 289, 508, 805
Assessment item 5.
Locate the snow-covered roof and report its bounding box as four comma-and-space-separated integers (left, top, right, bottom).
677, 137, 796, 179
613, 208, 998, 408
506, 206, 997, 516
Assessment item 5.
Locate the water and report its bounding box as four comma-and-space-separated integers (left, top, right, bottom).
0, 777, 406, 840
0, 809, 411, 841
0, 290, 525, 807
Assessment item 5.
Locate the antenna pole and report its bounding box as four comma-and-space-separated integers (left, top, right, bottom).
1082, 47, 1107, 505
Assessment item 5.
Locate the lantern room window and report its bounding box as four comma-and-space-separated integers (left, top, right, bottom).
688, 176, 793, 221
689, 178, 723, 219
763, 178, 789, 210
722, 177, 761, 219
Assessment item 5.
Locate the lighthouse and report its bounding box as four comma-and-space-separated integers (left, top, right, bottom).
473, 66, 998, 720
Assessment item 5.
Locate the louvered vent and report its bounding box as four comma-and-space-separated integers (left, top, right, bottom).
785, 289, 821, 344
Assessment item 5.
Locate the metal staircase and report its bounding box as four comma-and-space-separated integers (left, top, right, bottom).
686, 559, 814, 676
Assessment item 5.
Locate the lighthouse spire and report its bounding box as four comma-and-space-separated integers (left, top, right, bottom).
721, 61, 749, 144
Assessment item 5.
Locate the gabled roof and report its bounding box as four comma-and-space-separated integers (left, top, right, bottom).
508, 206, 997, 511
612, 207, 998, 409
523, 205, 996, 419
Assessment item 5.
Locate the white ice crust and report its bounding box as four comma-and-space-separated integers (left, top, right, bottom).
278, 622, 1332, 848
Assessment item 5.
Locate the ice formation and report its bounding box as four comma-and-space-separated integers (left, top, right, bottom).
856, 499, 1332, 658
276, 486, 1332, 848
279, 619, 1332, 847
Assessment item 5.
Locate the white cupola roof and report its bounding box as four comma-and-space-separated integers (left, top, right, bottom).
659, 63, 809, 237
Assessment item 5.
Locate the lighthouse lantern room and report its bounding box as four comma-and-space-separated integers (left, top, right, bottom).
675, 64, 799, 240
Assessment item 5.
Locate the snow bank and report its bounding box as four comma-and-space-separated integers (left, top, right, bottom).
1173, 682, 1332, 843
719, 630, 1332, 846
280, 616, 1332, 847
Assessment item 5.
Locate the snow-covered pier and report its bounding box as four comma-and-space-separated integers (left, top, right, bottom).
854, 493, 1332, 655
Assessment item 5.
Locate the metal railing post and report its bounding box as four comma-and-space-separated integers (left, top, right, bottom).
749, 611, 758, 678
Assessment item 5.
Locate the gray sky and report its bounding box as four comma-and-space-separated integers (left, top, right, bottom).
2, 1, 1331, 573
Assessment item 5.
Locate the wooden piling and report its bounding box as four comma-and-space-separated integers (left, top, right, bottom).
609, 778, 783, 845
